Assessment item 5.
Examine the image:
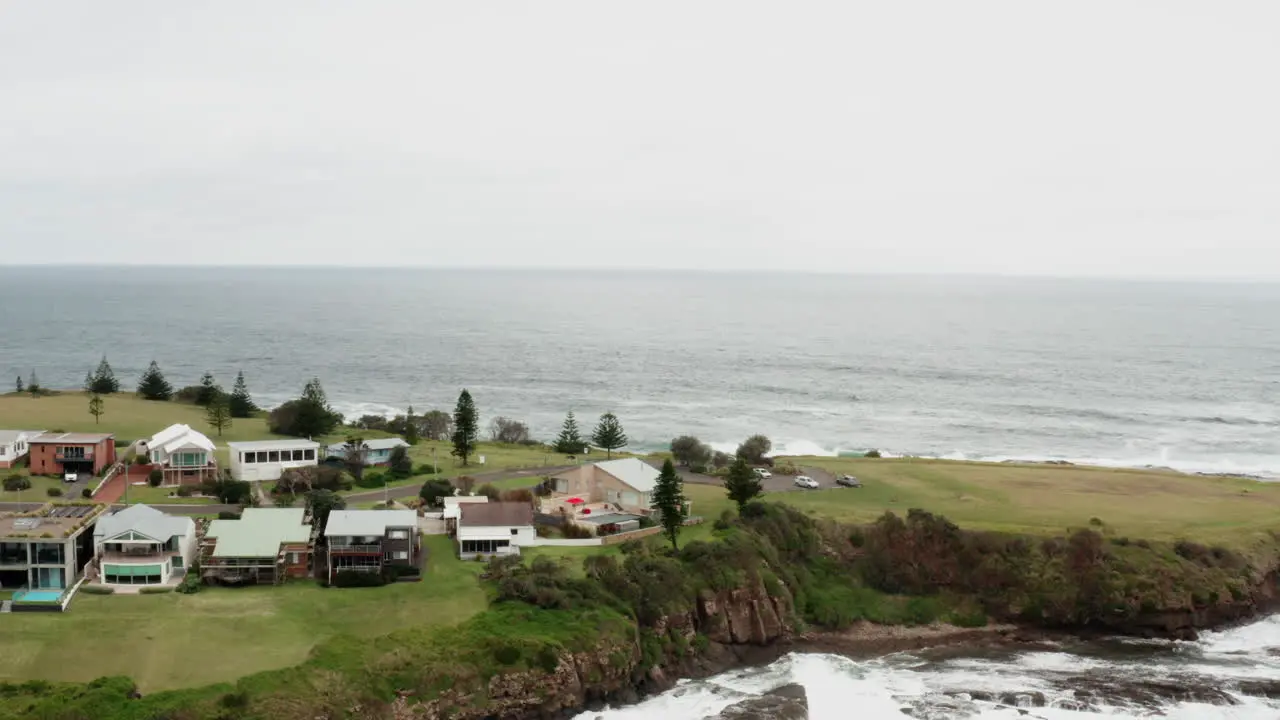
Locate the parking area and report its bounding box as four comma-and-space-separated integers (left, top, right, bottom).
675, 464, 858, 493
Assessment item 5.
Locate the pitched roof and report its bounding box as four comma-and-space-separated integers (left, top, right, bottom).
30, 432, 114, 444
324, 510, 417, 537
0, 430, 44, 445
459, 502, 534, 527
94, 504, 194, 543
146, 424, 216, 454
205, 508, 311, 557
226, 439, 320, 450
594, 458, 660, 493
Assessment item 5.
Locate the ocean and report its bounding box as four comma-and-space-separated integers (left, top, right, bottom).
577, 617, 1280, 719
2, 267, 1278, 476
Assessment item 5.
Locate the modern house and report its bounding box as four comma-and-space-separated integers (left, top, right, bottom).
138, 424, 218, 486
323, 437, 411, 466
457, 502, 535, 560
0, 504, 105, 606
548, 458, 659, 515
27, 432, 116, 477
0, 430, 43, 469
323, 509, 418, 583
226, 439, 319, 483
201, 508, 313, 585
92, 504, 197, 586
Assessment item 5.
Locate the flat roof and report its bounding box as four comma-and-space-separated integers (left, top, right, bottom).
226, 439, 321, 450
325, 437, 410, 453
0, 430, 44, 444
30, 432, 114, 444
324, 509, 417, 537
0, 504, 105, 539
205, 508, 311, 557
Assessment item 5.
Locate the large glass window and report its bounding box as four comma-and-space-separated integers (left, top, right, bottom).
461, 539, 510, 554
0, 542, 28, 564
256, 451, 268, 463
304, 449, 315, 460
292, 450, 304, 461
34, 543, 64, 565
35, 567, 65, 589
268, 451, 280, 462
243, 452, 256, 464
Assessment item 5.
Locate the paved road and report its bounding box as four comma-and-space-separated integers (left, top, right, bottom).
641, 458, 843, 493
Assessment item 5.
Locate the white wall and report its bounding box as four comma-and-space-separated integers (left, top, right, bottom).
457, 525, 537, 547
229, 456, 317, 482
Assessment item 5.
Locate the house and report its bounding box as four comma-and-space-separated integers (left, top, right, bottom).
0, 504, 106, 606
457, 502, 535, 560
92, 504, 197, 586
323, 509, 419, 583
27, 432, 116, 477
226, 439, 319, 483
200, 508, 312, 585
324, 438, 410, 466
548, 458, 658, 515
138, 424, 217, 486
0, 430, 44, 469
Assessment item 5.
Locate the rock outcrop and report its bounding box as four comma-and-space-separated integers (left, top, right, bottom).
714, 684, 808, 720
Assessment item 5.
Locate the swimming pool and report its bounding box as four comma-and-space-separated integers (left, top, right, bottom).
13, 589, 63, 603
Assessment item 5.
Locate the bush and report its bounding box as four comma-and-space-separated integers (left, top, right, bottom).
736, 435, 772, 465
638, 515, 656, 529
3, 475, 31, 492
176, 485, 195, 497
355, 470, 385, 489
864, 449, 882, 458
81, 585, 115, 595
80, 488, 92, 499
670, 436, 713, 467
561, 523, 594, 539
217, 511, 241, 520
46, 487, 62, 498
476, 483, 501, 501
176, 575, 202, 594
148, 469, 163, 487
414, 463, 439, 476
493, 644, 521, 665
419, 478, 455, 507
500, 488, 534, 505
139, 586, 173, 594
333, 571, 386, 588
173, 385, 204, 403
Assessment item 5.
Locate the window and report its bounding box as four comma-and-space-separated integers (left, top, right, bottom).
268, 451, 280, 462
394, 551, 408, 560
304, 449, 315, 460
243, 452, 256, 464
292, 449, 304, 461
256, 451, 268, 463
287, 552, 300, 565
389, 530, 408, 540
510, 528, 518, 536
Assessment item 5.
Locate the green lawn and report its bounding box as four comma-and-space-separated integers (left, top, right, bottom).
0, 474, 87, 503
0, 536, 485, 692
0, 392, 281, 445
114, 484, 218, 505
339, 440, 584, 497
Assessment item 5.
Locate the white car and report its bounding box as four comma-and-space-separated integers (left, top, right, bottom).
753, 468, 773, 479
63, 472, 78, 484
793, 475, 819, 489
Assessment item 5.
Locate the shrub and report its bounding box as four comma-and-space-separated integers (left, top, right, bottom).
864, 449, 882, 458
355, 470, 385, 489
3, 475, 31, 492
139, 586, 173, 594
500, 488, 534, 505
45, 487, 63, 497
333, 571, 386, 588
476, 483, 501, 501
173, 385, 204, 404
81, 585, 115, 595
176, 575, 202, 594
492, 644, 521, 665
218, 691, 249, 711
638, 515, 656, 529
148, 469, 164, 487
176, 485, 195, 497
81, 488, 92, 499
736, 435, 772, 465
217, 511, 241, 520
561, 523, 594, 539
414, 463, 438, 476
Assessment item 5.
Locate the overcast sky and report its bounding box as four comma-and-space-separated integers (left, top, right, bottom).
1, 2, 1277, 276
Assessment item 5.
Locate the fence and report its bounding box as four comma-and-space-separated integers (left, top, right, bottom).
91, 463, 124, 498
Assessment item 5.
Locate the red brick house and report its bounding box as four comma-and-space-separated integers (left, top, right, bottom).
28, 432, 116, 477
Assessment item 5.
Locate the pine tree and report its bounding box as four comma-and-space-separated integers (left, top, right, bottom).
83, 371, 94, 394
553, 411, 585, 454
651, 459, 687, 551
205, 389, 232, 436
591, 412, 628, 459
89, 356, 119, 394
451, 389, 479, 465
137, 360, 174, 400
228, 371, 258, 418
88, 393, 105, 424
15, 376, 23, 394
196, 372, 219, 406
293, 378, 340, 437
402, 404, 420, 445
724, 457, 763, 512
27, 370, 40, 397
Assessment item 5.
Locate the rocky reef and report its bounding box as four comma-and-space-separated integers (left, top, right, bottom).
712, 684, 807, 720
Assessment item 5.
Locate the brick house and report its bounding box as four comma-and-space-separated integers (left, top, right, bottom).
27, 433, 116, 477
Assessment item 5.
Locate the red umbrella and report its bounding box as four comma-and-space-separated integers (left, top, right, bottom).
566, 497, 585, 505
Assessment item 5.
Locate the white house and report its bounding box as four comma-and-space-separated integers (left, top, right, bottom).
323, 437, 410, 466
0, 430, 43, 469
92, 504, 197, 586
226, 439, 320, 482
457, 502, 536, 559
139, 424, 218, 486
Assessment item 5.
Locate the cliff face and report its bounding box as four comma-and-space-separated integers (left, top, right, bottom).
410, 582, 793, 720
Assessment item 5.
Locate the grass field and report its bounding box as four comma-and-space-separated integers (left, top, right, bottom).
0, 392, 277, 445
0, 536, 484, 692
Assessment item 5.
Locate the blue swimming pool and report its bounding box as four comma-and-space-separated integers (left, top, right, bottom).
13, 589, 63, 603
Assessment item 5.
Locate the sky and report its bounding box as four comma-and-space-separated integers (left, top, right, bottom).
1, 2, 1278, 277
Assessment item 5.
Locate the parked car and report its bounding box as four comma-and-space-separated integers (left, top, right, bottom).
793, 475, 819, 489
63, 472, 78, 484
836, 474, 862, 487
753, 468, 773, 479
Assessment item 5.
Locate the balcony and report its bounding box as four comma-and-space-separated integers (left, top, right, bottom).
329, 544, 382, 554
100, 550, 169, 563
55, 451, 92, 461
0, 552, 29, 566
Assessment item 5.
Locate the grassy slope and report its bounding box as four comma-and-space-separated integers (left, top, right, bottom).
0, 536, 483, 692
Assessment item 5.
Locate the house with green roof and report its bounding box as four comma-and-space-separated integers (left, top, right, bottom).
199, 508, 313, 585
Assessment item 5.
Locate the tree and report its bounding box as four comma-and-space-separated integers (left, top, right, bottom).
342, 435, 368, 481
553, 411, 585, 455
27, 370, 40, 397
306, 489, 347, 538
451, 389, 479, 465
15, 376, 23, 394
82, 372, 93, 394
711, 451, 733, 469
670, 436, 713, 467
402, 405, 420, 445
228, 371, 258, 418
591, 412, 628, 459
88, 393, 105, 424
476, 483, 502, 501
454, 475, 476, 495
724, 458, 763, 512
202, 474, 252, 505
421, 410, 453, 441
89, 356, 119, 394
196, 372, 220, 406
205, 390, 232, 436
736, 434, 772, 465
388, 446, 413, 478
270, 378, 341, 438
137, 360, 174, 401
651, 459, 687, 550
489, 416, 530, 444
418, 478, 455, 507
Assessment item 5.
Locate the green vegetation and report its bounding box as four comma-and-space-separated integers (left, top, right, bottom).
268, 378, 341, 438
553, 410, 585, 454
735, 434, 771, 465
723, 457, 763, 511
451, 389, 479, 465
228, 371, 258, 418
670, 435, 713, 468
651, 459, 687, 550
0, 392, 273, 444
591, 411, 627, 458
204, 390, 232, 437
136, 361, 174, 401
87, 393, 104, 424
87, 356, 120, 394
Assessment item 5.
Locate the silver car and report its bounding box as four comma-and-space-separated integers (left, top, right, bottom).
793, 475, 819, 489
